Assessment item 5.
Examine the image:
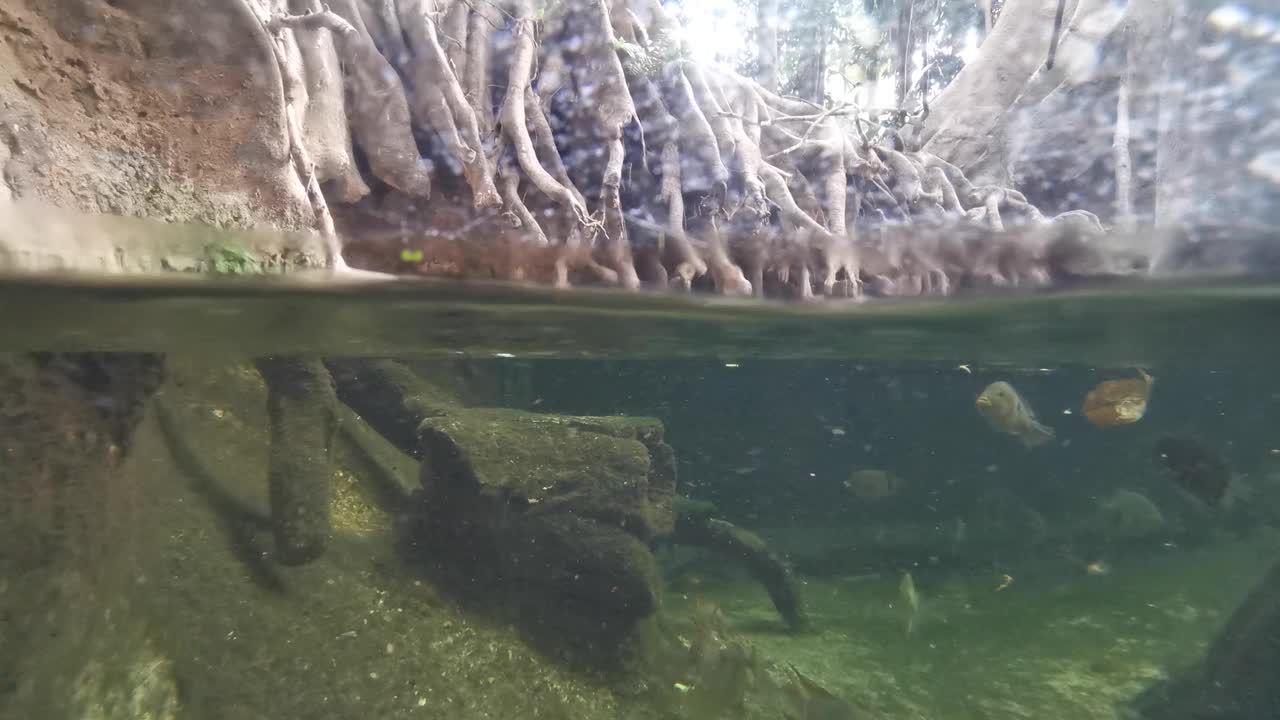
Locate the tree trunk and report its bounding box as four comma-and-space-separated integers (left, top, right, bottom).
894, 0, 916, 111
789, 40, 826, 102
920, 0, 1082, 178
1112, 24, 1134, 231
756, 0, 779, 92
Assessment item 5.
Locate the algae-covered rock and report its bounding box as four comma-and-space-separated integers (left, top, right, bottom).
323, 358, 678, 662
419, 407, 674, 539
408, 404, 676, 666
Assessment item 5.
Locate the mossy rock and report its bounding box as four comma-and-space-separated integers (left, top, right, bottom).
413, 406, 676, 664
419, 407, 674, 539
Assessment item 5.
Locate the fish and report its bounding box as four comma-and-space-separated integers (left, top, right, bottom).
782, 665, 866, 720
1155, 434, 1232, 507
1082, 368, 1155, 427
899, 571, 920, 637
844, 468, 903, 500
975, 381, 1055, 447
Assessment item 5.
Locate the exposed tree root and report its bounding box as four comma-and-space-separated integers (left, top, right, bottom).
394, 0, 500, 207
264, 0, 1116, 299
273, 4, 433, 197
253, 0, 342, 264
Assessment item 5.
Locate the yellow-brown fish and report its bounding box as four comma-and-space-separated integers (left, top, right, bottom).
844, 468, 903, 500
1082, 369, 1154, 427
975, 381, 1055, 448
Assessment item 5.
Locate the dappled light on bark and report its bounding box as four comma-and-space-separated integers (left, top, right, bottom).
238, 0, 1117, 300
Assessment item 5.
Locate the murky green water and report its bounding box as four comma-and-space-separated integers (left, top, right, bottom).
1, 277, 1277, 719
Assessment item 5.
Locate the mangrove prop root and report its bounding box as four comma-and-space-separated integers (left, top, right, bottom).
255, 356, 338, 566
673, 511, 809, 631
263, 0, 1111, 298
273, 5, 433, 198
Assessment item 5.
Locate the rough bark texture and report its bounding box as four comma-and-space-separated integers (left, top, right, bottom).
924, 0, 1280, 235
920, 0, 1078, 177
0, 0, 1145, 300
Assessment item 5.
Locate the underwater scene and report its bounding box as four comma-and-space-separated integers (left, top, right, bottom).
0, 279, 1277, 720
2, 0, 1280, 714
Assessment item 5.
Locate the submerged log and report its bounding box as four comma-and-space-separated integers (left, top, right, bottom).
0, 353, 170, 718
326, 357, 807, 653
326, 358, 673, 663
1133, 558, 1280, 719
253, 357, 338, 566
412, 406, 677, 665
672, 511, 809, 631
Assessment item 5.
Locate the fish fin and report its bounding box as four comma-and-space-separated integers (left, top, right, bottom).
1022, 422, 1055, 448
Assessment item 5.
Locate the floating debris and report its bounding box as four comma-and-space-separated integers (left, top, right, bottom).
1156, 435, 1232, 507
995, 574, 1014, 592
975, 381, 1055, 448
1082, 369, 1155, 427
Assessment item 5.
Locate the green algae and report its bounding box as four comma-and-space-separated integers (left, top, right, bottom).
664, 529, 1278, 720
